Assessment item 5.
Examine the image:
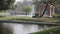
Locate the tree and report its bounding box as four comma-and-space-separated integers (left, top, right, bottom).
23, 6, 32, 16
33, 0, 41, 12
0, 0, 15, 34
0, 0, 15, 11
33, 0, 60, 17
55, 0, 60, 4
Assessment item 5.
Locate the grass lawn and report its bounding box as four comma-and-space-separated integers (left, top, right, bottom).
32, 26, 60, 34
0, 16, 60, 23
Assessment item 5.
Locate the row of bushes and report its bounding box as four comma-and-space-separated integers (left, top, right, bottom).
32, 26, 60, 34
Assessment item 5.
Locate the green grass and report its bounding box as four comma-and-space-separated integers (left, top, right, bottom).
32, 26, 60, 34
0, 16, 44, 22
0, 16, 60, 23
0, 16, 32, 20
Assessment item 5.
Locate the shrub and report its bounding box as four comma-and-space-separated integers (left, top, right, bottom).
53, 14, 60, 18
23, 6, 32, 16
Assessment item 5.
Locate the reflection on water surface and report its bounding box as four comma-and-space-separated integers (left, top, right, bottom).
2, 23, 49, 34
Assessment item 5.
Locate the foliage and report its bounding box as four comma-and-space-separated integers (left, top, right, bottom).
0, 0, 15, 11
55, 0, 60, 4
23, 6, 32, 12
23, 6, 32, 15
33, 0, 40, 13
53, 14, 60, 18
32, 26, 60, 34
33, 0, 60, 4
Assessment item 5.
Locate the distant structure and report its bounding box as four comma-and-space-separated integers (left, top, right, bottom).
39, 3, 55, 17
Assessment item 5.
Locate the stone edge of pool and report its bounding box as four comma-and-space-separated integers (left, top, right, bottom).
0, 20, 60, 26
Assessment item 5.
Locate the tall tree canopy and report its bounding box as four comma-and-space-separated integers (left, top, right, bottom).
0, 0, 15, 10
33, 0, 60, 17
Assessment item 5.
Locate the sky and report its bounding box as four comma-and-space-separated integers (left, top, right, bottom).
15, 0, 32, 2
15, 0, 24, 2
14, 0, 32, 4
14, 0, 24, 4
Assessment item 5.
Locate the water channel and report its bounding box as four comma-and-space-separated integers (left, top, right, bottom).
1, 23, 55, 34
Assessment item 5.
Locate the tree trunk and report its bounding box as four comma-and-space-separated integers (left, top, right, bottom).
26, 12, 27, 16
40, 4, 48, 17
